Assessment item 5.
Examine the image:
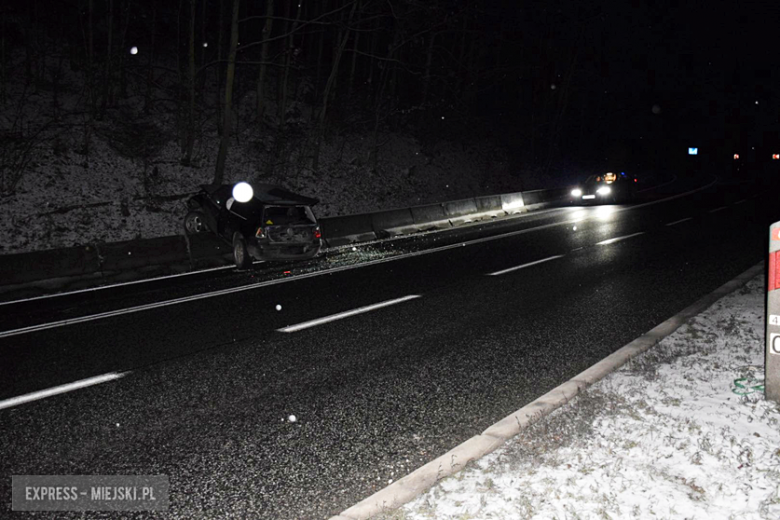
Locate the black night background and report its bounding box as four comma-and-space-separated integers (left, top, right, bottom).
1, 1, 780, 519
1, 0, 777, 218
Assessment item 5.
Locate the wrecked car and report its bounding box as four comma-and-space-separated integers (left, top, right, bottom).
184, 182, 322, 268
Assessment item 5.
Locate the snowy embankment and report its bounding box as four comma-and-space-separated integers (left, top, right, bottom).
390, 274, 780, 519
0, 54, 524, 257
1, 122, 523, 256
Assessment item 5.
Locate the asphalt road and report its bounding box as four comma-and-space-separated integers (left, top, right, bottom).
0, 171, 775, 519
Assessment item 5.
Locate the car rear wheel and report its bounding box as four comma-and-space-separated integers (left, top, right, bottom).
232, 232, 251, 269
184, 210, 206, 234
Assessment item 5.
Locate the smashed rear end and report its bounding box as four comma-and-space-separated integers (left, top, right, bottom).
250, 204, 322, 260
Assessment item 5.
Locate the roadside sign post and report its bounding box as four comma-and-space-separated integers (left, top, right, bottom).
767, 222, 780, 403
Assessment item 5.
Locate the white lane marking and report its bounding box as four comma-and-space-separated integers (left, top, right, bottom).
277, 295, 421, 333
0, 263, 264, 307
0, 269, 236, 306
0, 372, 128, 411
0, 178, 720, 339
666, 217, 693, 227
733, 199, 747, 205
487, 255, 565, 276
597, 232, 646, 246
571, 247, 584, 252
0, 280, 290, 339
709, 206, 728, 213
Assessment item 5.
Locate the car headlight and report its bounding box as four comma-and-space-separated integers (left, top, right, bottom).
597, 186, 611, 195
571, 189, 582, 197
233, 182, 254, 203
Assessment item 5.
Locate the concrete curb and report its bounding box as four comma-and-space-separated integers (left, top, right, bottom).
370, 208, 417, 238
331, 261, 765, 520
320, 214, 378, 248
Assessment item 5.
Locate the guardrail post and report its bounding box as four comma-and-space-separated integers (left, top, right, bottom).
767, 221, 780, 403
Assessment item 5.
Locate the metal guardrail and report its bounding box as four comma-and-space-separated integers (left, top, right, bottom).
0, 187, 569, 289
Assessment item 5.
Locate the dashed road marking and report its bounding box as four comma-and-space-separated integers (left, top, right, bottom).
0, 264, 253, 307
0, 372, 128, 411
487, 255, 565, 276
666, 217, 693, 227
277, 295, 421, 333
597, 232, 646, 246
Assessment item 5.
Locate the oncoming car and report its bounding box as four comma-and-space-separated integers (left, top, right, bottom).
184, 182, 322, 268
570, 172, 638, 204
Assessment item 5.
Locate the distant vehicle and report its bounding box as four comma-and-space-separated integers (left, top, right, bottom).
570, 172, 638, 204
184, 182, 322, 268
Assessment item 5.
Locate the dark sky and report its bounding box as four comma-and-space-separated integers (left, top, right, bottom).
496, 0, 780, 165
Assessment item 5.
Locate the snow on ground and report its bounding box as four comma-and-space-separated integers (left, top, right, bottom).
0, 120, 523, 255
384, 274, 780, 519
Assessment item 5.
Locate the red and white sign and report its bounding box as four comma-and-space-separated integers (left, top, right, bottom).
771, 334, 780, 355
773, 228, 780, 241
771, 251, 780, 292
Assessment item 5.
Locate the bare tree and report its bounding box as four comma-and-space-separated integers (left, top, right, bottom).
182, 0, 197, 165
143, 2, 157, 113
346, 4, 360, 99
214, 0, 240, 184
1, 12, 6, 104
311, 5, 326, 122
312, 0, 358, 170
99, 0, 114, 119
255, 0, 273, 121
278, 0, 303, 127
116, 0, 133, 100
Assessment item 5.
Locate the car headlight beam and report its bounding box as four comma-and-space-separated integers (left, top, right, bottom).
571, 189, 582, 197
597, 186, 611, 195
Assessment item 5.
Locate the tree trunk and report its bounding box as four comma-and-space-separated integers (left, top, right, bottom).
200, 0, 207, 67
369, 27, 399, 170
117, 0, 133, 100
1, 16, 6, 104
277, 0, 297, 127
87, 0, 95, 115
216, 0, 225, 132
24, 3, 33, 85
214, 0, 240, 185
183, 0, 197, 165
143, 2, 156, 114
347, 10, 360, 99
312, 0, 357, 170
80, 0, 95, 159
99, 0, 114, 119
367, 15, 378, 95
255, 0, 273, 121
311, 12, 326, 122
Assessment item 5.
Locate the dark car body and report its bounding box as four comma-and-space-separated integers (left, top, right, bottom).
569, 172, 638, 204
185, 183, 322, 266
